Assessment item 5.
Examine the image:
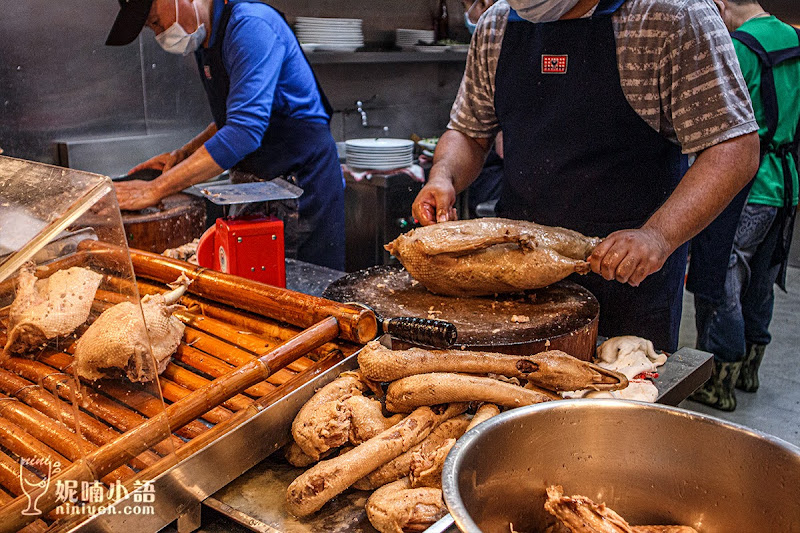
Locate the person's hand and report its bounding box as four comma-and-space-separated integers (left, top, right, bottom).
589, 227, 672, 287
128, 148, 186, 175
114, 180, 162, 211
412, 176, 458, 226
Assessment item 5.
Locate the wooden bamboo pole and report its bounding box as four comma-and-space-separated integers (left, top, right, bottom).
0, 451, 65, 521
0, 316, 340, 532
1, 358, 181, 456
47, 348, 348, 533
181, 324, 315, 382
0, 487, 48, 533
0, 368, 160, 470
157, 378, 233, 425
182, 298, 359, 357
132, 278, 351, 360
34, 350, 209, 441
0, 396, 136, 483
80, 241, 376, 344
160, 365, 253, 412
173, 344, 275, 398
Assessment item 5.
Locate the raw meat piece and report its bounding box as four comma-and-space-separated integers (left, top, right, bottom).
3, 265, 102, 357
72, 278, 188, 382
385, 218, 601, 296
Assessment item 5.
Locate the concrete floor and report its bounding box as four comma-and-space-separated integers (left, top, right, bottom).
679, 266, 800, 447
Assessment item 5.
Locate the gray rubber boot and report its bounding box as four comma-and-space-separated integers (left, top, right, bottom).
737, 343, 766, 393
690, 361, 742, 412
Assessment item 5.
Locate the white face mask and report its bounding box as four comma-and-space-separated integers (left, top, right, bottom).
507, 0, 581, 22
155, 0, 206, 55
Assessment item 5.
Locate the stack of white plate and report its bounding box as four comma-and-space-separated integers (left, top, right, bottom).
396, 29, 435, 49
295, 17, 364, 52
345, 138, 415, 171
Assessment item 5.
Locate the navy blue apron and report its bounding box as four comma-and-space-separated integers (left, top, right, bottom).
196, 0, 345, 271
689, 27, 800, 300
494, 0, 686, 351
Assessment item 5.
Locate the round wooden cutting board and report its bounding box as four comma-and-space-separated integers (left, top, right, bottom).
121, 193, 206, 253
323, 265, 599, 360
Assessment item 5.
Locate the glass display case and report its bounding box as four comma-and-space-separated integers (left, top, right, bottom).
0, 155, 175, 529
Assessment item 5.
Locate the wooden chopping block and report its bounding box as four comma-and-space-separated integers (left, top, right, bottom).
121, 193, 206, 254
323, 266, 599, 361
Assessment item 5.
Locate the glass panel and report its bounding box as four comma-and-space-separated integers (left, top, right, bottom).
0, 155, 175, 527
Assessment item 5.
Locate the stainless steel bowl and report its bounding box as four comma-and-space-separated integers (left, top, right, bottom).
442, 400, 800, 533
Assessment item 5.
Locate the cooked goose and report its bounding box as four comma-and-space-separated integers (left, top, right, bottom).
286, 404, 466, 517
3, 265, 102, 357
366, 477, 448, 533
385, 218, 600, 296
544, 486, 699, 533
72, 277, 188, 382
359, 341, 627, 392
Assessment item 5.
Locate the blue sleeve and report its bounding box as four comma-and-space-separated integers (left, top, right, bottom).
204, 15, 286, 170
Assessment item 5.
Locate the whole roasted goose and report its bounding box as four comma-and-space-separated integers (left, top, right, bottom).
385, 218, 600, 296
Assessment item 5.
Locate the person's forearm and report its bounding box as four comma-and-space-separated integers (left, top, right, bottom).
180, 122, 218, 157
151, 145, 224, 198
643, 132, 759, 252
430, 129, 492, 192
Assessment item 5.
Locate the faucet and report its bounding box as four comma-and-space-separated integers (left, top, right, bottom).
356, 100, 369, 127
355, 99, 390, 136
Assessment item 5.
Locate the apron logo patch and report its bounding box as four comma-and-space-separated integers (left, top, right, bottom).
204, 65, 213, 80
541, 55, 568, 74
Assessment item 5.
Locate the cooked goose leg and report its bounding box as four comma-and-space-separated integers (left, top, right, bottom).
385, 218, 601, 296
359, 342, 627, 392
409, 437, 455, 489
353, 414, 470, 490
346, 395, 405, 445
290, 371, 400, 460
366, 477, 448, 533
286, 403, 466, 517
72, 277, 188, 382
385, 373, 553, 413
465, 403, 501, 431
3, 265, 102, 357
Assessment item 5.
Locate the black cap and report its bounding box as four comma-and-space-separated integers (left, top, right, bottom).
106, 0, 155, 46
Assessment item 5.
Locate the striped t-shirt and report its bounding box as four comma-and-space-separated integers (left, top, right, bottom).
448, 0, 758, 154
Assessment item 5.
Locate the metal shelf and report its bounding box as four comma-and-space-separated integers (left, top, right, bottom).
307, 50, 468, 65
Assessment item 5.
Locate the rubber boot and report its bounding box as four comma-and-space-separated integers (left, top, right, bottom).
689, 361, 742, 412
737, 343, 766, 393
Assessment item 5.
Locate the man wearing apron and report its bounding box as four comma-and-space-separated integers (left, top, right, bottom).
689, 0, 800, 411
412, 0, 760, 352
106, 0, 345, 271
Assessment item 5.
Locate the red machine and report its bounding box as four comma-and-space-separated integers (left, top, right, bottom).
196, 215, 286, 287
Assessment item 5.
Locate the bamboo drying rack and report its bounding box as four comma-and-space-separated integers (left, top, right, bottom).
0, 242, 376, 532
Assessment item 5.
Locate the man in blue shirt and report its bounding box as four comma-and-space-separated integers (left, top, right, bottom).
107, 0, 345, 271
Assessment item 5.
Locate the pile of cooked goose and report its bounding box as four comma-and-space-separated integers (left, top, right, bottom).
284, 341, 629, 532
2, 264, 187, 382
